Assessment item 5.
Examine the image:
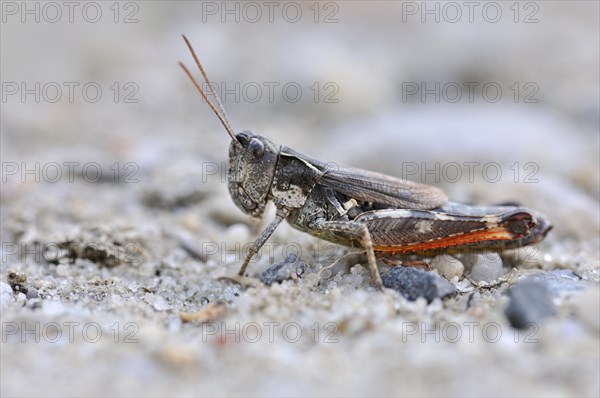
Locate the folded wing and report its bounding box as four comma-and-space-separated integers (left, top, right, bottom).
320, 167, 448, 210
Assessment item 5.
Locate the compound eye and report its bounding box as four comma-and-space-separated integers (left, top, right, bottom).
248, 138, 265, 158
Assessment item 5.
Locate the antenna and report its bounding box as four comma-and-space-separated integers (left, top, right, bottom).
179, 35, 239, 144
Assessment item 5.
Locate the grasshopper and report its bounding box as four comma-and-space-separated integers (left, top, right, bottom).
179, 35, 552, 289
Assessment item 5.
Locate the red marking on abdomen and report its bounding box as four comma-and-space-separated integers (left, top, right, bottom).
373, 227, 516, 254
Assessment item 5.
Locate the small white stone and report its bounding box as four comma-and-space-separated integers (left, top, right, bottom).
350, 264, 364, 275
470, 253, 505, 282
320, 269, 333, 279
128, 281, 139, 292
153, 295, 170, 311
1, 282, 14, 304
1, 282, 12, 294
430, 255, 465, 279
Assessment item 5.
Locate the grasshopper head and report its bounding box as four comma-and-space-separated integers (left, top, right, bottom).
178, 37, 278, 217
227, 131, 279, 217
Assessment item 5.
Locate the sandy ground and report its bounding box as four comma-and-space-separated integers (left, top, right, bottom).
1, 2, 599, 397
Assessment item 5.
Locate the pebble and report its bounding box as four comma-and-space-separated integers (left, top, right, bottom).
470, 254, 505, 283
7, 269, 27, 287
128, 281, 139, 293
26, 287, 39, 299
504, 280, 556, 329
1, 282, 13, 303
382, 267, 457, 303
430, 255, 465, 279
7, 269, 29, 295
153, 295, 171, 311
260, 253, 306, 286
520, 270, 585, 296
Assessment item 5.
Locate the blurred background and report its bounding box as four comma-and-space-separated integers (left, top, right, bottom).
2, 1, 599, 397
3, 1, 598, 236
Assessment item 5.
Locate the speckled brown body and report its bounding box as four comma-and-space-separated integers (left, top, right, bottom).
225, 131, 551, 289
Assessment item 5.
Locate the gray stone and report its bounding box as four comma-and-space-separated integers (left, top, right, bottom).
382, 267, 457, 303
260, 254, 306, 286
520, 270, 585, 296
505, 281, 556, 329
25, 287, 39, 299
470, 254, 505, 283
